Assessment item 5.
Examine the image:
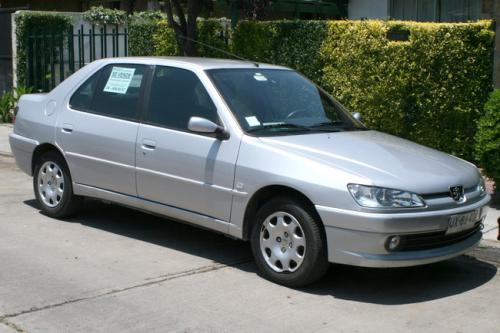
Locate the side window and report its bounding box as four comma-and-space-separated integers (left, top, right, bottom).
146, 66, 218, 131
70, 64, 147, 121
69, 71, 100, 111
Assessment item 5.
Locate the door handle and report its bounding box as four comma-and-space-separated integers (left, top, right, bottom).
61, 123, 73, 133
142, 139, 156, 150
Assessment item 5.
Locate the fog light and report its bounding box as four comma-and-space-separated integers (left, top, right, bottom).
386, 235, 401, 251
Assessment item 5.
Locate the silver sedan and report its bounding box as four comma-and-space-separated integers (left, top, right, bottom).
10, 57, 490, 287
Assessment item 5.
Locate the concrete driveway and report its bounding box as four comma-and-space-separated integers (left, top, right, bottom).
0, 129, 500, 332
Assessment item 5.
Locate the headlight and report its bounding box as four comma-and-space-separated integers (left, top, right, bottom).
347, 184, 425, 208
478, 177, 486, 196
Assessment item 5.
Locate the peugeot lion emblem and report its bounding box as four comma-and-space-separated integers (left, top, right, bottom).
449, 185, 464, 202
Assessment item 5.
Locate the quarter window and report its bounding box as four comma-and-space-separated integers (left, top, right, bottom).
146, 66, 218, 131
69, 64, 147, 121
69, 71, 99, 111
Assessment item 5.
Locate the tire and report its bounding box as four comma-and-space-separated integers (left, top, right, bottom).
250, 196, 329, 287
33, 151, 82, 218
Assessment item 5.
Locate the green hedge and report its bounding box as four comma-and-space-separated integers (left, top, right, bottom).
128, 11, 166, 56
475, 89, 500, 186
126, 19, 495, 161
321, 20, 494, 160
152, 20, 180, 56
232, 20, 327, 80
15, 12, 72, 87
152, 19, 231, 57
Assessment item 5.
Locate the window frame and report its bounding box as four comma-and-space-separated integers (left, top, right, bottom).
68, 63, 151, 123
140, 65, 223, 138
389, 0, 482, 22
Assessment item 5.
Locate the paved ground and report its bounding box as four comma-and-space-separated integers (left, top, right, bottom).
1, 124, 500, 332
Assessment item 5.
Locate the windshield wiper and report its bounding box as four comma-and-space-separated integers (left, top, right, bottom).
246, 123, 311, 133
308, 121, 348, 131
308, 121, 365, 131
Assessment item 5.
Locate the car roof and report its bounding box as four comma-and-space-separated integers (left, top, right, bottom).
94, 56, 291, 70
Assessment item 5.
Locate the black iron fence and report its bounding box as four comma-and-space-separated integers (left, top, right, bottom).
26, 24, 128, 91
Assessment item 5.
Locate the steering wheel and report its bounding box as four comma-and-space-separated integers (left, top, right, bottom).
285, 109, 309, 120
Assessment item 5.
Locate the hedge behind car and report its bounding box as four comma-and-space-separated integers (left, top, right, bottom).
475, 89, 500, 189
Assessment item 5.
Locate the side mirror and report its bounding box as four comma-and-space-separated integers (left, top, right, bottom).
188, 116, 229, 140
352, 112, 362, 122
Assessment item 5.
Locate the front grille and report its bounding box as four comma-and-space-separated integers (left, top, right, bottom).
397, 222, 481, 251
421, 186, 476, 201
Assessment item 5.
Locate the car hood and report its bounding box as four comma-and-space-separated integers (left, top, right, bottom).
258, 130, 479, 195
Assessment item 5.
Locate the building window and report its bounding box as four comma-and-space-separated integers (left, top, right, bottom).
390, 0, 482, 22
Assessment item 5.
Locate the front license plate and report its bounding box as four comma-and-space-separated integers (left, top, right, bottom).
446, 209, 481, 235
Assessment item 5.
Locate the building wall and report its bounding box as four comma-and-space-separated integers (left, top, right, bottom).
348, 0, 389, 19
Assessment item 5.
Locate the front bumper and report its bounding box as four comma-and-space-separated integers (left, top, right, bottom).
315, 194, 490, 267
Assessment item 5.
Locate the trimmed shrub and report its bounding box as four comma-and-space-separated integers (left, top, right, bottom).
152, 19, 231, 57
232, 20, 327, 80
129, 14, 165, 56
319, 20, 494, 161
475, 89, 500, 187
152, 20, 180, 56
232, 21, 275, 62
196, 19, 231, 57
15, 12, 72, 87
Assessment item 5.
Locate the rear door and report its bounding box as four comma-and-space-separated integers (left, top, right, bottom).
56, 63, 149, 195
135, 65, 240, 222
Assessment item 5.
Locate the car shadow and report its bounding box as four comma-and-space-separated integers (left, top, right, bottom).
24, 198, 498, 305
301, 257, 497, 305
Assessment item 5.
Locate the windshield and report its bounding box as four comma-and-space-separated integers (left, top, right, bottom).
206, 69, 366, 136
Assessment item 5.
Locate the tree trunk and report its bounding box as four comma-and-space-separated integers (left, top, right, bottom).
164, 0, 202, 57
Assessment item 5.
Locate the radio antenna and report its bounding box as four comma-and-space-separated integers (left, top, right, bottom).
176, 34, 260, 67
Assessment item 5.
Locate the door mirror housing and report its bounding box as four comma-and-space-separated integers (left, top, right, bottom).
188, 117, 229, 140
352, 112, 362, 122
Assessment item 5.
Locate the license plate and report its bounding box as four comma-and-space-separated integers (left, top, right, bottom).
446, 209, 481, 235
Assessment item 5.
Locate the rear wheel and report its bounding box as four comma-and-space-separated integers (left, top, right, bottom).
33, 151, 82, 218
251, 196, 329, 287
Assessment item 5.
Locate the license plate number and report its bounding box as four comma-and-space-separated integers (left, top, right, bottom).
446, 209, 480, 235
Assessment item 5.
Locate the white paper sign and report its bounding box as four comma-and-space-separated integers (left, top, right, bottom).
245, 116, 261, 127
103, 67, 136, 94
253, 73, 268, 81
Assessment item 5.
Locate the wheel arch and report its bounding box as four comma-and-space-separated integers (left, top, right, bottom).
241, 185, 323, 241
31, 143, 67, 175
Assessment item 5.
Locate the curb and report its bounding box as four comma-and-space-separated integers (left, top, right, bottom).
468, 241, 500, 266
0, 151, 13, 157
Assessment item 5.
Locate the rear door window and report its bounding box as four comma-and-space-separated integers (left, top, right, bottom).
70, 64, 148, 121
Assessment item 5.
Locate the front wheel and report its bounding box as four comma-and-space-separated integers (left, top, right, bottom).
251, 196, 329, 287
33, 151, 82, 218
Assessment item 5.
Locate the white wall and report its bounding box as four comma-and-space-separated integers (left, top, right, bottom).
348, 0, 390, 19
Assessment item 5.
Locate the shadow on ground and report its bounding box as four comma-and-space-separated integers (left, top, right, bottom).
25, 198, 498, 306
